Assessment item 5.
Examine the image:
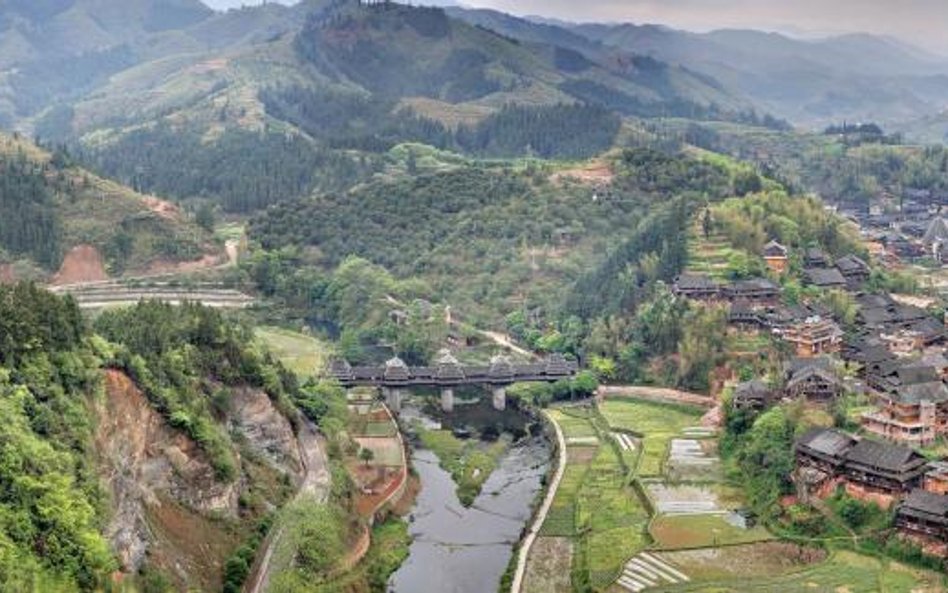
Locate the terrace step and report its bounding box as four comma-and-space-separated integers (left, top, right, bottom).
616, 553, 690, 592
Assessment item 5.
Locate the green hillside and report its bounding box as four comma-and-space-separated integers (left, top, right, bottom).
247, 148, 736, 328
0, 133, 218, 277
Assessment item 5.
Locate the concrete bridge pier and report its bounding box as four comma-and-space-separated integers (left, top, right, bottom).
384, 387, 402, 413
440, 387, 454, 413
491, 385, 507, 411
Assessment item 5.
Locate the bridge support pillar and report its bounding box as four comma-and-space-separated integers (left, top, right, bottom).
491, 386, 507, 411
384, 387, 402, 413
441, 388, 454, 413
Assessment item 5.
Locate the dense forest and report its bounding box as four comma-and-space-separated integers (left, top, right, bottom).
0, 151, 64, 267
262, 84, 622, 159
0, 284, 112, 591
82, 125, 382, 214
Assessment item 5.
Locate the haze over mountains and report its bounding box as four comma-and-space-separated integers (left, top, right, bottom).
1, 0, 947, 141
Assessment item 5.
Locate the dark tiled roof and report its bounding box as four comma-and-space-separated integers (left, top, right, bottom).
764, 240, 788, 257
489, 356, 515, 379
734, 380, 773, 404
330, 359, 353, 380
675, 274, 719, 291
897, 366, 939, 386
796, 428, 856, 458
897, 381, 948, 405
857, 293, 895, 309
787, 366, 841, 390
923, 218, 948, 244
836, 254, 869, 274
804, 267, 847, 287
786, 356, 834, 375
908, 318, 946, 341
383, 357, 411, 381
859, 307, 894, 326
900, 489, 948, 518
894, 305, 929, 324
845, 439, 925, 473
805, 247, 829, 265
544, 353, 572, 375
726, 278, 780, 293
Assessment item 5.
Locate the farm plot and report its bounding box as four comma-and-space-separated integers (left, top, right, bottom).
599, 399, 705, 477
664, 439, 721, 482
649, 514, 772, 550
255, 326, 331, 377
531, 409, 652, 590
650, 550, 947, 593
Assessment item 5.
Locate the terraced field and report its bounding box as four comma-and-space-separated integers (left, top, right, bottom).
50, 280, 255, 310
685, 217, 739, 281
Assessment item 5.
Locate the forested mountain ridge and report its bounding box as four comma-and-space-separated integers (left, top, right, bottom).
64, 0, 759, 214
0, 133, 219, 280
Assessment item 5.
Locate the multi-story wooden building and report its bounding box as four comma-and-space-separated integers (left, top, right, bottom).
795, 429, 929, 502
780, 316, 843, 358
862, 381, 948, 446
673, 274, 720, 301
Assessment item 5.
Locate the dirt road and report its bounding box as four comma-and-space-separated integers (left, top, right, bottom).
245, 421, 331, 593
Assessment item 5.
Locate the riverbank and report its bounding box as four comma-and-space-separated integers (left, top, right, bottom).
509, 409, 567, 593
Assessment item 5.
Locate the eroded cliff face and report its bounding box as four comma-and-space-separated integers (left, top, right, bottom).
93, 370, 304, 591
228, 386, 304, 480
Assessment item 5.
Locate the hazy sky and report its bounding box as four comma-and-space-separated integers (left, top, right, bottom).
201, 0, 948, 55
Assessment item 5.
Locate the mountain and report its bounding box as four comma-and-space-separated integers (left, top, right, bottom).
568, 22, 948, 127
39, 1, 758, 215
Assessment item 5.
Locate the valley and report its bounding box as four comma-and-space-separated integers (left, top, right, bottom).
3, 0, 948, 592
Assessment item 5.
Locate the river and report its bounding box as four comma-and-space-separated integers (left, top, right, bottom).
388, 424, 550, 593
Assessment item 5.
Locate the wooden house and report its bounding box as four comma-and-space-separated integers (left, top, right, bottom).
896, 489, 948, 541
763, 240, 789, 274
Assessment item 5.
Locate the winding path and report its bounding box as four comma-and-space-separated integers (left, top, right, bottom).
510, 410, 567, 593
244, 421, 331, 593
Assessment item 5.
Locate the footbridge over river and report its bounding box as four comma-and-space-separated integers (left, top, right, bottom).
330, 351, 578, 412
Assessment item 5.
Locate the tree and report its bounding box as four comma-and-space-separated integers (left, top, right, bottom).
736, 407, 797, 517
359, 447, 375, 466
196, 203, 215, 232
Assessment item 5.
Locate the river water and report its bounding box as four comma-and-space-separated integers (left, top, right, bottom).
388, 433, 550, 593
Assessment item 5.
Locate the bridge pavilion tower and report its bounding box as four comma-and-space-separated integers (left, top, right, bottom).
488, 355, 515, 411
434, 349, 465, 412
382, 357, 410, 412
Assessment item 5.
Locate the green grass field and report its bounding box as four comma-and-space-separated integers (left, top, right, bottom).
650, 514, 772, 550
579, 444, 651, 587
653, 550, 947, 593
599, 399, 704, 477
254, 326, 331, 378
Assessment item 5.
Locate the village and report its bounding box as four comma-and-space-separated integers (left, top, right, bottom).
674, 213, 948, 556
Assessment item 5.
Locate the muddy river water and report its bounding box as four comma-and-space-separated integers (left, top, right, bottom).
388, 417, 550, 593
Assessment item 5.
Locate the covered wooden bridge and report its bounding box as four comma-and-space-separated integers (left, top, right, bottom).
330, 351, 578, 412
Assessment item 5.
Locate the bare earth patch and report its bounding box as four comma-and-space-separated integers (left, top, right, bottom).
523, 536, 573, 593
0, 264, 15, 284
550, 159, 614, 185
142, 196, 183, 221
52, 244, 109, 285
